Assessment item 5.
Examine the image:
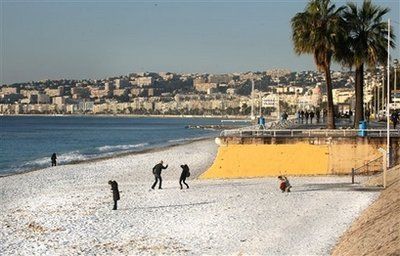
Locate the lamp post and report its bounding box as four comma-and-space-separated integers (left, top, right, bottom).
394, 59, 399, 97
378, 74, 381, 116
386, 19, 390, 172
375, 84, 378, 119
250, 80, 255, 120
382, 72, 385, 113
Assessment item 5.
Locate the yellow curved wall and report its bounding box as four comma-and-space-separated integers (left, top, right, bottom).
200, 143, 330, 179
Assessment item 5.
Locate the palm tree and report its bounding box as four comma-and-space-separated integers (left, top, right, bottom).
291, 0, 345, 129
340, 0, 395, 127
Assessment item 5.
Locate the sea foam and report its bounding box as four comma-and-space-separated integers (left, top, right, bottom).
97, 143, 149, 152
167, 136, 210, 144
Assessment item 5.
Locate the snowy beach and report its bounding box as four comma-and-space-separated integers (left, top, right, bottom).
1, 139, 379, 255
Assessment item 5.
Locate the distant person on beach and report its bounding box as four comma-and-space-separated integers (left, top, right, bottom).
108, 180, 120, 210
278, 176, 292, 193
151, 160, 168, 189
51, 153, 57, 166
179, 164, 190, 189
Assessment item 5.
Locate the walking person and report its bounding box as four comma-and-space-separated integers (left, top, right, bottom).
151, 160, 168, 189
300, 110, 305, 124
283, 112, 288, 121
309, 111, 315, 124
305, 111, 309, 124
316, 110, 321, 123
391, 112, 398, 129
108, 180, 120, 210
296, 110, 301, 124
323, 109, 327, 122
179, 164, 190, 189
349, 109, 353, 124
51, 153, 57, 166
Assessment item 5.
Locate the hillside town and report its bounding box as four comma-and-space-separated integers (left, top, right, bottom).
0, 68, 392, 117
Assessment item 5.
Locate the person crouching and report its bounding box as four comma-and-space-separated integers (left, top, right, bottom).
108, 180, 120, 210
278, 176, 292, 193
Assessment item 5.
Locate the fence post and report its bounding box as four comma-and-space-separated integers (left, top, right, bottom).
383, 155, 387, 189
378, 148, 387, 189
351, 168, 355, 184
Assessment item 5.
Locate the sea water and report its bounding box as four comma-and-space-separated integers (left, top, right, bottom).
0, 116, 226, 176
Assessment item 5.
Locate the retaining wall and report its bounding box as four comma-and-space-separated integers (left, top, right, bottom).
200, 136, 400, 179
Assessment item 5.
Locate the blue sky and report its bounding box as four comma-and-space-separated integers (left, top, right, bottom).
1, 0, 399, 84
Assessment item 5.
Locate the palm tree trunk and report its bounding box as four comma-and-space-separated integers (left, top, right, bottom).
324, 66, 335, 129
354, 64, 364, 127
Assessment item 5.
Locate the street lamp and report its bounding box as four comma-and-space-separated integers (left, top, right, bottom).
382, 71, 385, 112
375, 84, 378, 119
250, 80, 255, 120
386, 19, 390, 182
394, 59, 399, 96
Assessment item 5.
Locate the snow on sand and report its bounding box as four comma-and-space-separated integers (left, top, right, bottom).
0, 140, 379, 255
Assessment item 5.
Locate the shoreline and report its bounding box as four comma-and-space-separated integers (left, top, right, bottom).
0, 137, 215, 179
0, 113, 251, 119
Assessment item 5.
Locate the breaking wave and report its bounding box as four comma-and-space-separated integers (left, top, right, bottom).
97, 143, 149, 152
167, 136, 210, 144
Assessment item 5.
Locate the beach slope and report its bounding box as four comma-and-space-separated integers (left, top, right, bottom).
332, 168, 400, 256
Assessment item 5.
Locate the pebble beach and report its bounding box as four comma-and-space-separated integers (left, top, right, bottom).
0, 139, 379, 255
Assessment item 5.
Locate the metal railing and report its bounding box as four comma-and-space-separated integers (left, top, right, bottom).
351, 156, 383, 184
269, 118, 298, 129
220, 128, 400, 138
222, 117, 298, 137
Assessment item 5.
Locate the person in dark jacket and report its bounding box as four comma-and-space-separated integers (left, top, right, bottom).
304, 111, 309, 124
278, 175, 292, 193
151, 160, 168, 189
51, 153, 57, 166
391, 112, 398, 129
300, 110, 305, 124
309, 111, 315, 124
108, 180, 120, 210
179, 164, 190, 189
